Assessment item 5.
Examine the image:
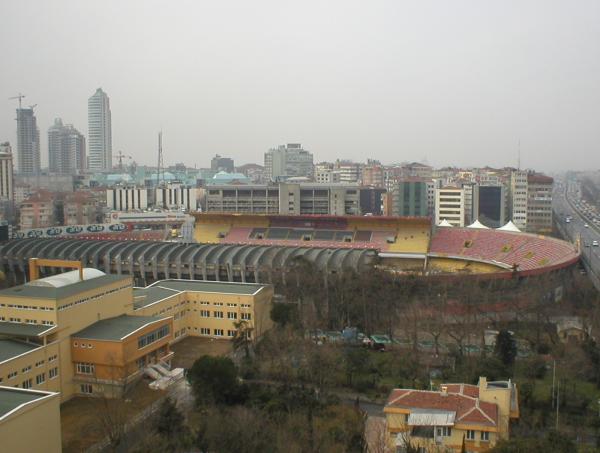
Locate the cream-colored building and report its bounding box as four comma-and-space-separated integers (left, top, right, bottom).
0, 386, 62, 453
435, 187, 465, 227
384, 377, 519, 452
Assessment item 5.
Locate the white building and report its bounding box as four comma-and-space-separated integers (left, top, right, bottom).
155, 183, 198, 211
106, 186, 148, 211
264, 144, 313, 181
48, 118, 86, 174
510, 170, 528, 231
88, 88, 112, 172
0, 143, 14, 201
435, 187, 465, 227
334, 160, 361, 183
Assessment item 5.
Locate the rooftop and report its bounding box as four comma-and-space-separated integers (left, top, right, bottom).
0, 386, 56, 420
133, 286, 181, 309
148, 279, 266, 296
0, 339, 42, 363
0, 322, 56, 338
0, 273, 131, 300
72, 314, 169, 341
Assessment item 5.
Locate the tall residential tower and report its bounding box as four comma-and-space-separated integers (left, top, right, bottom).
88, 88, 112, 171
16, 107, 40, 175
48, 118, 86, 174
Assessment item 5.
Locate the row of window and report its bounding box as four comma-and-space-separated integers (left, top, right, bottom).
73, 342, 94, 349
2, 303, 54, 311
198, 328, 249, 338
58, 284, 130, 311
466, 429, 490, 441
138, 325, 170, 349
1, 355, 58, 383
198, 310, 251, 320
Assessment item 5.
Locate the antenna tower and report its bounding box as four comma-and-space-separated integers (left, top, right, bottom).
157, 131, 164, 187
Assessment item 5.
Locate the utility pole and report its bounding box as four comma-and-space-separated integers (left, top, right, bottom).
555, 379, 560, 431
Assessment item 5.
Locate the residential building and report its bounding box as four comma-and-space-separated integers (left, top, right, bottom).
0, 387, 61, 453
0, 142, 14, 201
390, 180, 429, 217
362, 161, 384, 187
472, 185, 506, 228
384, 377, 519, 452
155, 183, 198, 211
106, 186, 149, 211
19, 191, 56, 229
526, 173, 553, 233
48, 118, 86, 174
264, 143, 313, 180
16, 107, 40, 175
88, 88, 112, 172
435, 187, 465, 227
509, 170, 528, 231
403, 162, 433, 179
63, 192, 101, 225
314, 163, 341, 184
462, 182, 476, 224
359, 187, 386, 216
335, 160, 362, 183
211, 154, 234, 173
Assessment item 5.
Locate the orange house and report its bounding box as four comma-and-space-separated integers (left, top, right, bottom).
71, 315, 173, 397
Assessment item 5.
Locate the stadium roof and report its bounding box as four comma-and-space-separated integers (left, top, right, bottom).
73, 315, 169, 341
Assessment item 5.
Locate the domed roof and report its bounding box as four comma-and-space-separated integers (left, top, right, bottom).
212, 171, 248, 180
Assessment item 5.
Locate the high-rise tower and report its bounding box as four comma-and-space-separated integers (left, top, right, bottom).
48, 118, 86, 174
88, 88, 112, 171
16, 107, 40, 175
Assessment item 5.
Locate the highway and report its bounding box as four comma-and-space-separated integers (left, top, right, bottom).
553, 179, 600, 290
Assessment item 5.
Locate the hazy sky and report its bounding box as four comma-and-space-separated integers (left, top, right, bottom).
1, 0, 599, 172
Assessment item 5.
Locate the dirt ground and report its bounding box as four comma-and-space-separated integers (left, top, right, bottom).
170, 336, 233, 369
60, 379, 165, 453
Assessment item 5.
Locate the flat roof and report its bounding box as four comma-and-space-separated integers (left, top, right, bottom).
0, 274, 131, 300
0, 386, 55, 419
150, 279, 265, 295
0, 339, 41, 363
0, 322, 56, 338
133, 286, 181, 309
72, 314, 169, 341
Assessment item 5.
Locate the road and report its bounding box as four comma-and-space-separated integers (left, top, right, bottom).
553, 179, 600, 290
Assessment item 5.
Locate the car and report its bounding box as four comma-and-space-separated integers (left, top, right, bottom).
593, 240, 599, 247
584, 224, 589, 228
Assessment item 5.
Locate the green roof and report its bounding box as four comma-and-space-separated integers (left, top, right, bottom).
0, 387, 54, 419
0, 339, 42, 363
72, 315, 168, 341
133, 286, 180, 309
0, 274, 131, 300
151, 279, 265, 295
0, 322, 56, 338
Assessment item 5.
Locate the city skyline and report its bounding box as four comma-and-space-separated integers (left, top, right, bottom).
1, 1, 599, 173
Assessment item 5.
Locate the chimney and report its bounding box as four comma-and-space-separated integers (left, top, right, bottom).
440, 385, 448, 396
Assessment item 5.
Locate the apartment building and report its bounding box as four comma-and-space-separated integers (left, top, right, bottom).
526, 173, 553, 234
63, 192, 101, 225
106, 186, 149, 211
435, 187, 465, 227
0, 142, 14, 202
362, 162, 384, 187
155, 183, 198, 211
19, 191, 56, 229
264, 143, 313, 180
509, 170, 528, 231
334, 160, 362, 183
384, 377, 519, 452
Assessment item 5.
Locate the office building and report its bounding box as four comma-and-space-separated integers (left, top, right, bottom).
106, 186, 149, 211
48, 118, 86, 174
155, 183, 198, 211
509, 170, 528, 231
435, 187, 465, 227
16, 107, 40, 175
0, 143, 14, 201
264, 143, 313, 180
210, 154, 234, 173
390, 180, 429, 217
88, 88, 112, 171
472, 185, 506, 228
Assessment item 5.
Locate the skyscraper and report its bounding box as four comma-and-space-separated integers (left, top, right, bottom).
16, 107, 40, 175
48, 118, 86, 174
88, 88, 112, 172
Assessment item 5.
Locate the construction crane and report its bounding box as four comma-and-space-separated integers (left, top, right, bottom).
9, 93, 26, 109
113, 150, 132, 172
156, 131, 164, 187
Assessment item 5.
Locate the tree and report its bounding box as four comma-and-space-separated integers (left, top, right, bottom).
187, 355, 246, 406
270, 303, 298, 328
494, 330, 517, 368
155, 397, 190, 450
233, 319, 254, 358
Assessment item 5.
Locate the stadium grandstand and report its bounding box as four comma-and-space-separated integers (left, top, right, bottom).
0, 214, 580, 285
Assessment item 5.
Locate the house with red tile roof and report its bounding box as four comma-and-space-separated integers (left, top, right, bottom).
384, 377, 519, 452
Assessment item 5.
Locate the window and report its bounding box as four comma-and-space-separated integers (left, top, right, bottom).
241, 313, 252, 321
227, 330, 236, 337
227, 312, 237, 319
214, 329, 224, 336
48, 354, 58, 362
80, 383, 93, 394
138, 325, 170, 349
76, 363, 95, 375
21, 365, 31, 373
49, 367, 58, 379
200, 328, 210, 335
22, 378, 32, 389
481, 431, 489, 442
36, 373, 45, 385
436, 427, 451, 437
8, 371, 17, 379
466, 430, 475, 440
200, 310, 210, 317
35, 360, 45, 367
214, 311, 224, 319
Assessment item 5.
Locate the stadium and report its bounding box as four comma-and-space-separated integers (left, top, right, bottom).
0, 213, 580, 286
